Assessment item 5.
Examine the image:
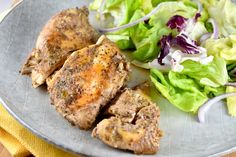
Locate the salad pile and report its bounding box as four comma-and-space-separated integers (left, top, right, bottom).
90, 0, 236, 121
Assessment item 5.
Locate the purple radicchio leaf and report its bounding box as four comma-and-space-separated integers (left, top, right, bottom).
158, 13, 203, 65
171, 33, 200, 54
166, 15, 188, 32
157, 35, 173, 65
157, 33, 200, 65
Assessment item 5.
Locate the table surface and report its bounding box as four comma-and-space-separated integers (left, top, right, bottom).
0, 0, 236, 157
0, 143, 12, 157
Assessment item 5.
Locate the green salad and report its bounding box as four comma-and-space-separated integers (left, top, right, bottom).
89, 0, 236, 121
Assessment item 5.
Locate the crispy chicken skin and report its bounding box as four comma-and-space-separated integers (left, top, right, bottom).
47, 36, 130, 130
92, 89, 162, 154
21, 7, 99, 88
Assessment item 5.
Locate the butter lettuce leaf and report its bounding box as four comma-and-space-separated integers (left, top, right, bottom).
150, 57, 228, 113
181, 57, 228, 87
150, 69, 208, 112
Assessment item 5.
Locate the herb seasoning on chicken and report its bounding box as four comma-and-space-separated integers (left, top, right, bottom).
92, 89, 162, 154
19, 5, 163, 155
21, 7, 99, 87
47, 36, 130, 130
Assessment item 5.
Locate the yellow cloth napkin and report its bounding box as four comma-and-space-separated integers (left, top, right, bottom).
0, 104, 80, 157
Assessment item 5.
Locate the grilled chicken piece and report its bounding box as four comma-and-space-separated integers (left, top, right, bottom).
92, 89, 162, 154
47, 36, 130, 130
21, 7, 99, 88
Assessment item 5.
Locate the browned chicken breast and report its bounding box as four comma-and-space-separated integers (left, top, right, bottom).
47, 36, 130, 130
21, 7, 99, 88
92, 89, 162, 154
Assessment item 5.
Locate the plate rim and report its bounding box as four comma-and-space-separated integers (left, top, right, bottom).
0, 0, 23, 24
0, 0, 236, 157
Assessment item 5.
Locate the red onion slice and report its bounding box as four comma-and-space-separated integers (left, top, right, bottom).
195, 0, 203, 13
131, 60, 152, 69
98, 1, 202, 33
208, 18, 219, 39
99, 0, 106, 21
198, 92, 236, 123
199, 33, 212, 44
98, 3, 165, 33
131, 59, 170, 72
225, 82, 236, 87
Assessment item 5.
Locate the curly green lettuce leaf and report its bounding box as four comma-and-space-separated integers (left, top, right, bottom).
226, 86, 236, 116
200, 0, 236, 37
204, 35, 236, 64
150, 57, 228, 113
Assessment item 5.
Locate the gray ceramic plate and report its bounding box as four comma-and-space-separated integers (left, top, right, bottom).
1, 0, 236, 157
